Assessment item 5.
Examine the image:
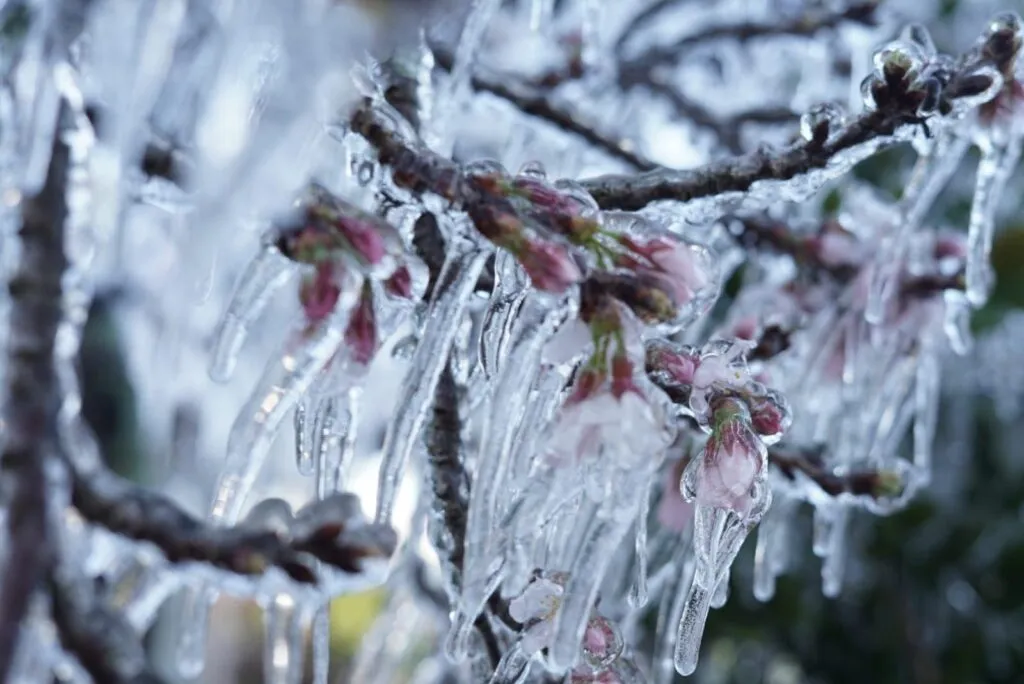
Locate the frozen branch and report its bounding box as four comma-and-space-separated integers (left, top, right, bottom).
431, 44, 656, 171
620, 2, 880, 77
70, 467, 397, 584
0, 116, 70, 683
769, 446, 904, 499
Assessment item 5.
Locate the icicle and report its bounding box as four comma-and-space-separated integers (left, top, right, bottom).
674, 493, 769, 676
333, 387, 362, 494
311, 606, 330, 684
263, 594, 305, 684
654, 539, 694, 684
376, 247, 489, 524
579, 0, 604, 74
709, 570, 729, 609
547, 507, 635, 671
209, 239, 296, 383
819, 505, 851, 593
294, 399, 314, 476
428, 0, 504, 155
913, 337, 941, 481
752, 496, 796, 603
628, 490, 651, 609
673, 582, 713, 678
174, 587, 214, 678
489, 645, 532, 684
455, 304, 567, 658
965, 139, 1021, 306
943, 289, 974, 356
210, 271, 361, 526
529, 0, 556, 33
866, 134, 971, 324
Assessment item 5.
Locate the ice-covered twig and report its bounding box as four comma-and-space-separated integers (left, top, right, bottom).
0, 114, 71, 683
769, 446, 905, 500
48, 570, 167, 684
616, 73, 797, 154
619, 2, 880, 77
71, 467, 397, 584
585, 43, 1002, 211
431, 43, 656, 171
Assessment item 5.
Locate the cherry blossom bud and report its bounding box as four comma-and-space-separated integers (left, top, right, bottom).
518, 237, 583, 293
686, 398, 766, 515
746, 389, 792, 444
579, 615, 624, 671
344, 285, 377, 366
336, 215, 387, 266
384, 265, 413, 298
299, 263, 341, 323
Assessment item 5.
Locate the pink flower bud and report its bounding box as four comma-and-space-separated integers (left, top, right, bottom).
344, 287, 377, 366
513, 177, 582, 217
337, 216, 387, 266
610, 353, 642, 398
299, 264, 340, 323
687, 400, 766, 515
384, 265, 413, 299
747, 391, 791, 443
518, 238, 583, 293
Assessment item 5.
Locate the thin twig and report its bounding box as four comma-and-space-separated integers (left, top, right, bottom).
769, 446, 899, 499
71, 467, 397, 584
0, 114, 70, 683
579, 107, 903, 211
432, 45, 657, 171
620, 2, 880, 76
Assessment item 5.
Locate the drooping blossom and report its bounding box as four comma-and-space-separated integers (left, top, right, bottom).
546, 331, 666, 472
685, 397, 767, 517
509, 575, 630, 678
508, 574, 565, 655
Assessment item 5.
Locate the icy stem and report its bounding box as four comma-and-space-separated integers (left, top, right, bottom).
375, 246, 489, 525
965, 138, 1022, 306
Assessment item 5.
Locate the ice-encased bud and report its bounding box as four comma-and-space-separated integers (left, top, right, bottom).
799, 102, 847, 146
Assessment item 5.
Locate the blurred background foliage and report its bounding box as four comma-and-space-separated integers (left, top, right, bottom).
77, 0, 1024, 682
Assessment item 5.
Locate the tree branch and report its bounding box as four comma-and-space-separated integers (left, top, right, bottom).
431, 45, 656, 171
620, 2, 880, 77
71, 467, 397, 585
0, 115, 70, 683
769, 446, 902, 499
579, 107, 903, 211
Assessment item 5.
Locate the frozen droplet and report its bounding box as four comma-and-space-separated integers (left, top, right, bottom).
799, 103, 846, 145
529, 0, 556, 33
943, 289, 974, 356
